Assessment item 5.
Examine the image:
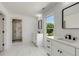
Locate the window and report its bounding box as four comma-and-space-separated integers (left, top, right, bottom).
46, 16, 54, 36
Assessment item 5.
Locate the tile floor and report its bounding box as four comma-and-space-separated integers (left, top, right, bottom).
0, 42, 47, 56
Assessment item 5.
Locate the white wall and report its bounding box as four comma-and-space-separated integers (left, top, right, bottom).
10, 13, 37, 44
0, 3, 12, 50
22, 16, 37, 43
43, 2, 79, 47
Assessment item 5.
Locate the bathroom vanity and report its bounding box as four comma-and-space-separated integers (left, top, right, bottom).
44, 2, 79, 56
45, 36, 79, 56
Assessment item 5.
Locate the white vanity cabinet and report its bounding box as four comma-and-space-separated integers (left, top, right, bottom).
52, 40, 75, 56
46, 37, 76, 56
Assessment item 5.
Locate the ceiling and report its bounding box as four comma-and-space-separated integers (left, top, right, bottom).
2, 2, 50, 16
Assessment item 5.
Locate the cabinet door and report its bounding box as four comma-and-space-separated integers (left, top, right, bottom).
52, 46, 74, 56
76, 48, 79, 56
53, 46, 63, 56
52, 40, 75, 56
37, 34, 43, 47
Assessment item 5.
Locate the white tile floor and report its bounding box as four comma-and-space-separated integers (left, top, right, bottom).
0, 42, 47, 56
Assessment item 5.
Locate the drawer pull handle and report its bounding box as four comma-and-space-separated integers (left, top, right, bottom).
47, 53, 51, 56
2, 43, 4, 46
47, 40, 50, 42
60, 51, 62, 53
57, 50, 60, 52
47, 46, 50, 48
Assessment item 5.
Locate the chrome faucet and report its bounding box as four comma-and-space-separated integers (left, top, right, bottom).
65, 34, 71, 39
65, 34, 77, 41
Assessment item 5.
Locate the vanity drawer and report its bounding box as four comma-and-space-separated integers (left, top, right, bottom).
52, 45, 75, 56
52, 40, 75, 55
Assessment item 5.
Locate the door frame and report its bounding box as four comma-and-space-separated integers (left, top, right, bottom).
12, 19, 22, 42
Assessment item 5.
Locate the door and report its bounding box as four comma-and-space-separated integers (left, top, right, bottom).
0, 14, 4, 52
12, 19, 22, 42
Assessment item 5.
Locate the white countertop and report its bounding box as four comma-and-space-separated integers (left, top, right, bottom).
47, 36, 79, 49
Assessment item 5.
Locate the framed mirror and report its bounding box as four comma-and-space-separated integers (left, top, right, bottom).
38, 20, 42, 29
62, 2, 79, 29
